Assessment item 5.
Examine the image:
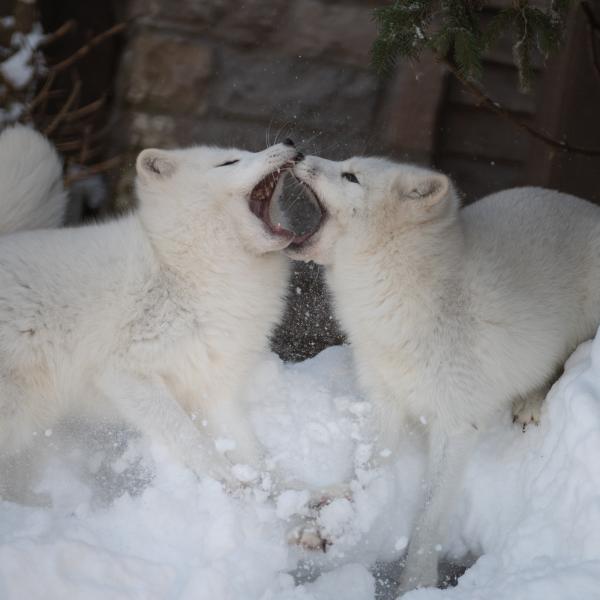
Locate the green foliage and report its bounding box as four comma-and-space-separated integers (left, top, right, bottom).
372, 0, 433, 73
372, 0, 579, 92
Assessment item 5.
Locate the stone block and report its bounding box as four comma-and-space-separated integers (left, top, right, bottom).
128, 0, 229, 28
123, 31, 213, 115
272, 0, 377, 67
213, 50, 379, 135
214, 0, 289, 47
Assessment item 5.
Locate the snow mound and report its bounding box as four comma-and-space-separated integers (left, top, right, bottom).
1, 335, 600, 599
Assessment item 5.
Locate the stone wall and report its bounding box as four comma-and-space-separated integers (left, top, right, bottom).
113, 0, 391, 180
111, 0, 400, 361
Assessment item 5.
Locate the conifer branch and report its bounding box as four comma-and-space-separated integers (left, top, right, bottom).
440, 55, 600, 156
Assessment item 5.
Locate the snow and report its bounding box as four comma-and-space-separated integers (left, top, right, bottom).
0, 21, 45, 127
0, 25, 44, 90
2, 334, 600, 599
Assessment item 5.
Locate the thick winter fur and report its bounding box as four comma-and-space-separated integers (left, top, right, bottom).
0, 125, 66, 234
289, 155, 600, 592
0, 142, 297, 486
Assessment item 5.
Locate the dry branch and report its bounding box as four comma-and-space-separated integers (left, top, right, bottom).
38, 19, 76, 48
46, 22, 126, 76
63, 155, 123, 186
43, 77, 81, 136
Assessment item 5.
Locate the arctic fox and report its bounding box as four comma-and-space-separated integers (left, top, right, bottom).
0, 140, 302, 487
288, 155, 600, 592
0, 125, 67, 234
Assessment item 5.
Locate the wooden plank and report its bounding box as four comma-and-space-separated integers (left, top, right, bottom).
447, 62, 538, 114
437, 154, 524, 204
526, 4, 600, 204
437, 104, 532, 162
377, 51, 448, 163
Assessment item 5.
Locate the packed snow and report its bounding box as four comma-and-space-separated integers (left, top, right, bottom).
0, 19, 45, 125
1, 333, 600, 599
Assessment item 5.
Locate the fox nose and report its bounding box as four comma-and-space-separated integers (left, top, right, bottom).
294, 151, 305, 162
283, 138, 295, 147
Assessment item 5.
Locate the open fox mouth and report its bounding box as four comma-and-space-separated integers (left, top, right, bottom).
249, 163, 295, 240
249, 161, 323, 245
287, 179, 326, 249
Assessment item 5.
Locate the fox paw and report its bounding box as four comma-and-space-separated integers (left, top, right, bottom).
286, 484, 352, 553
287, 524, 331, 552
512, 395, 543, 432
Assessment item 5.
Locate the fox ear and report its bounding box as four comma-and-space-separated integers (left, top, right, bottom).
394, 170, 456, 222
402, 173, 449, 208
136, 148, 176, 180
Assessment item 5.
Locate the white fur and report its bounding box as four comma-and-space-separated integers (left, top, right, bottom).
290, 155, 600, 591
0, 142, 297, 486
0, 125, 66, 234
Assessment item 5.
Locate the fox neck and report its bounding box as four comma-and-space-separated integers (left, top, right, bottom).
328, 216, 466, 351
136, 208, 289, 352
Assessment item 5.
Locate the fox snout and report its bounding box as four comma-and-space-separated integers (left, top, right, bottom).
281, 139, 304, 163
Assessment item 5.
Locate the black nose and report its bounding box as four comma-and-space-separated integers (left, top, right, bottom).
283, 138, 295, 147
294, 151, 305, 162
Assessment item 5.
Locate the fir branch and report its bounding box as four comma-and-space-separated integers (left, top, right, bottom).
371, 0, 600, 156
440, 55, 600, 156
373, 0, 579, 88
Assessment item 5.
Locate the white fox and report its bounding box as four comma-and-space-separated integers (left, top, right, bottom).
0, 137, 302, 487
0, 125, 67, 234
288, 155, 600, 592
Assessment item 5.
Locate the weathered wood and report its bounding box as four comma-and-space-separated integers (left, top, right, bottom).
526, 3, 600, 203
437, 154, 523, 204
447, 62, 538, 114
438, 105, 532, 162
378, 51, 448, 164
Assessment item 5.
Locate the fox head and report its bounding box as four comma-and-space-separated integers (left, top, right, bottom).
286, 155, 460, 265
135, 141, 304, 256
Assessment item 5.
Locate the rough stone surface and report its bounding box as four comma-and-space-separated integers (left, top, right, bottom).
128, 0, 229, 28
129, 0, 289, 47
123, 31, 213, 114
128, 111, 178, 148
112, 0, 387, 360
213, 50, 378, 134
272, 0, 377, 67
213, 0, 289, 47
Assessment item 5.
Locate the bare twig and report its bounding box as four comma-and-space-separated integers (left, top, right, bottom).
63, 94, 106, 123
439, 56, 600, 157
63, 155, 123, 186
43, 77, 81, 136
79, 124, 92, 164
25, 70, 55, 115
46, 22, 126, 76
39, 19, 77, 48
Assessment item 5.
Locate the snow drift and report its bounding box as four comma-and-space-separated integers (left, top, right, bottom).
1, 332, 600, 599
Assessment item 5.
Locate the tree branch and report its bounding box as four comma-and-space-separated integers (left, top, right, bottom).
63, 155, 123, 186
46, 22, 126, 76
439, 55, 600, 157
43, 77, 81, 136
39, 19, 77, 48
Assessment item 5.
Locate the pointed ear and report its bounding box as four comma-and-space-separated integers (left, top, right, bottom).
136, 148, 177, 180
403, 173, 450, 208
394, 170, 457, 223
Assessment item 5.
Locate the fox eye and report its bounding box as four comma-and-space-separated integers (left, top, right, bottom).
216, 159, 239, 167
342, 172, 359, 184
